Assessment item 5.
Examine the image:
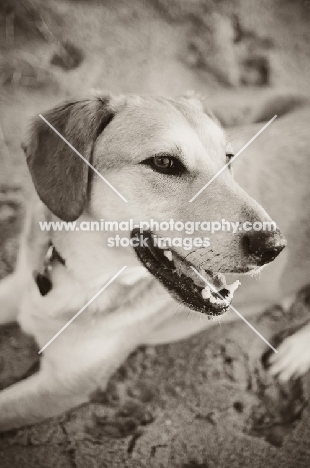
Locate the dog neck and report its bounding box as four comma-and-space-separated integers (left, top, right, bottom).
28, 194, 168, 313
48, 212, 151, 289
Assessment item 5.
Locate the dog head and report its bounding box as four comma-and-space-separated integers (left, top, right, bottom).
24, 93, 286, 316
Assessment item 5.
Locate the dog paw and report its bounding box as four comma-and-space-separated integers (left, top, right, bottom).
269, 324, 310, 381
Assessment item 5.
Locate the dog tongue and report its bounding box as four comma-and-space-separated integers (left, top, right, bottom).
173, 254, 226, 289
211, 273, 226, 289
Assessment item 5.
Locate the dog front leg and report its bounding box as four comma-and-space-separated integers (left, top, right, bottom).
0, 282, 173, 432
0, 366, 89, 432
0, 327, 146, 432
269, 320, 310, 381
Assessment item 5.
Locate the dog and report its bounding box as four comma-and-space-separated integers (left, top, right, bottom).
0, 92, 308, 431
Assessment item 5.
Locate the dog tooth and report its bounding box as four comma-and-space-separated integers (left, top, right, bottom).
209, 294, 222, 304
163, 250, 173, 262
209, 280, 241, 305
201, 286, 211, 300
225, 280, 241, 294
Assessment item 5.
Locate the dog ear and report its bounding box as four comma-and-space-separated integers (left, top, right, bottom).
23, 96, 115, 221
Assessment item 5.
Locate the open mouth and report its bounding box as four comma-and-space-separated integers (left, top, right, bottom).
131, 229, 241, 316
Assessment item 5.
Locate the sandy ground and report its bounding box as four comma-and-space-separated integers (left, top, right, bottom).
1, 0, 310, 466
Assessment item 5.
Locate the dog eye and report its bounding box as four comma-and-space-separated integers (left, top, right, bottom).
141, 154, 186, 175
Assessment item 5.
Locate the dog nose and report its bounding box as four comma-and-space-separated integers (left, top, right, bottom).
243, 229, 286, 265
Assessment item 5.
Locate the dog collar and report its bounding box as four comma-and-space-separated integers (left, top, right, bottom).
34, 243, 66, 296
